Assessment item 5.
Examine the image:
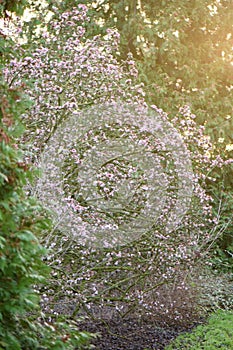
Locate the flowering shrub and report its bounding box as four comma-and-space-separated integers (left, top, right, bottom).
37, 105, 230, 323
4, 4, 232, 324
4, 5, 141, 160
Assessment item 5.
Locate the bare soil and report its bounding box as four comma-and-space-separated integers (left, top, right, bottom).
79, 316, 198, 350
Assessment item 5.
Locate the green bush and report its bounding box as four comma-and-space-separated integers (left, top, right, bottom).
0, 75, 93, 349
165, 310, 233, 350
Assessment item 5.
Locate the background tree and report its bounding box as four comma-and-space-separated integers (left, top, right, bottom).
75, 0, 233, 142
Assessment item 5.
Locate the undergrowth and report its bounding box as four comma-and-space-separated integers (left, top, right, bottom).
165, 310, 233, 350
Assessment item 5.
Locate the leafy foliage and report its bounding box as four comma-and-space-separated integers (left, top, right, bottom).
81, 0, 233, 142
0, 80, 93, 350
0, 77, 43, 344
198, 270, 233, 312
165, 310, 233, 349
0, 0, 29, 17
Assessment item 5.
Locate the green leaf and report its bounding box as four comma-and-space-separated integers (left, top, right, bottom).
17, 231, 37, 242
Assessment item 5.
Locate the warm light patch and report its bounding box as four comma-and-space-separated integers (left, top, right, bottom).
226, 144, 233, 152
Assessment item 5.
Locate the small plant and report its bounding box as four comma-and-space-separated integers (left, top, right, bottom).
165, 310, 233, 350
198, 270, 233, 313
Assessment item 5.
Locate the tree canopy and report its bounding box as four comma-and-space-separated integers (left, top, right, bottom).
76, 0, 233, 145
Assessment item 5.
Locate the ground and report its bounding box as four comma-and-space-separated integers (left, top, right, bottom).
79, 316, 199, 350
